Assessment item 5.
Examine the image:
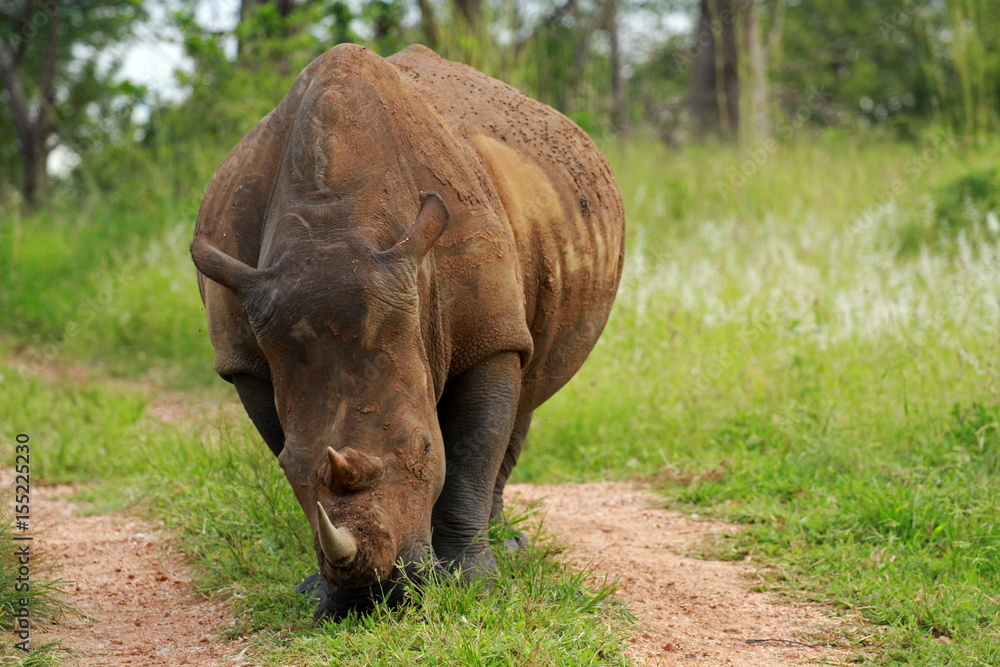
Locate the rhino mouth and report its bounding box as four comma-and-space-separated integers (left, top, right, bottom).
300, 541, 439, 622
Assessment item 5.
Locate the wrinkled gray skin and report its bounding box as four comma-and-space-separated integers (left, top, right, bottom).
191, 44, 625, 621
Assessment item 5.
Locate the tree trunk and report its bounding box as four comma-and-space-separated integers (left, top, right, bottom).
690, 0, 717, 138
239, 0, 259, 29
0, 46, 34, 205
454, 0, 482, 25
690, 0, 739, 140
742, 0, 769, 143
717, 0, 739, 137
416, 0, 440, 49
20, 133, 47, 208
0, 1, 58, 207
605, 0, 628, 135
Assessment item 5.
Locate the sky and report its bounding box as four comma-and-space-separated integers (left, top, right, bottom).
108, 0, 241, 103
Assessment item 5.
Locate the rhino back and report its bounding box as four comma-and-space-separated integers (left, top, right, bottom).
388, 45, 626, 412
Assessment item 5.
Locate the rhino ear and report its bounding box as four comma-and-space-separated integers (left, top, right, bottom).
191, 236, 260, 298
383, 191, 449, 263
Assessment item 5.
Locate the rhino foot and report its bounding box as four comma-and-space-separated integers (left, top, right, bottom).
311, 577, 408, 623
296, 571, 380, 622
503, 530, 528, 553
298, 544, 442, 623
440, 543, 499, 585
295, 571, 321, 595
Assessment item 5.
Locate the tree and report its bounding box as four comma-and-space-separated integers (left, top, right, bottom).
740, 0, 769, 143
772, 0, 937, 135
689, 0, 739, 140
605, 0, 628, 134
415, 0, 440, 49
454, 0, 483, 25
0, 2, 58, 207
237, 0, 296, 56
0, 0, 144, 207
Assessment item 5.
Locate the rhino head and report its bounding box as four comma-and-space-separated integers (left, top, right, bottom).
192, 192, 450, 616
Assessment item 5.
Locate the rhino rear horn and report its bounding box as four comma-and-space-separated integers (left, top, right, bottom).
327, 446, 385, 492
382, 191, 449, 263
190, 237, 259, 298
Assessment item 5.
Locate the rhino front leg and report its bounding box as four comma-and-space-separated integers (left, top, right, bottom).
432, 352, 521, 581
491, 412, 532, 551
232, 374, 285, 457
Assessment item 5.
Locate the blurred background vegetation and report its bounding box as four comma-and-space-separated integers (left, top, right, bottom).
1, 0, 999, 208
3, 2, 1000, 664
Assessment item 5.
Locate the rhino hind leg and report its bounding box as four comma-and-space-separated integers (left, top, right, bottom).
432, 352, 522, 581
233, 374, 285, 457
490, 413, 532, 552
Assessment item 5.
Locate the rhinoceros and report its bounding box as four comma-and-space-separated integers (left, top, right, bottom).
191, 43, 625, 620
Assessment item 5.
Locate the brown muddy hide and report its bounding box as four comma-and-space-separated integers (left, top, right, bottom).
191, 193, 450, 618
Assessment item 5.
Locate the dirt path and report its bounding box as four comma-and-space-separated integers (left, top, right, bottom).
28, 485, 247, 666
5, 348, 858, 665
19, 479, 857, 667
507, 482, 856, 667
18, 478, 856, 666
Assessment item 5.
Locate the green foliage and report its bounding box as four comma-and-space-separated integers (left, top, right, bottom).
774, 0, 1000, 138
0, 517, 68, 659
776, 0, 928, 134
153, 424, 632, 663
362, 0, 408, 55
2, 20, 1000, 656
915, 0, 1000, 138
666, 403, 1000, 664
628, 36, 692, 143
0, 359, 205, 487
934, 166, 1000, 232
0, 158, 218, 385
894, 165, 1000, 255
0, 0, 148, 194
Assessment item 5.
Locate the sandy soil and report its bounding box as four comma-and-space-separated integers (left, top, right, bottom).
507, 482, 857, 667
26, 485, 247, 666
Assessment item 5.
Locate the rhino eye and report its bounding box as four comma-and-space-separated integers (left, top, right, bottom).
422, 437, 431, 458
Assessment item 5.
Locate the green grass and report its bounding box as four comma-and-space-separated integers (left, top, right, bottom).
0, 360, 631, 665
515, 136, 1000, 663
0, 517, 69, 664
3, 133, 1000, 664
0, 147, 219, 387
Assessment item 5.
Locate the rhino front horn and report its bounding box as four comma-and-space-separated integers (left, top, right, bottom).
327, 446, 386, 492
315, 502, 357, 563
